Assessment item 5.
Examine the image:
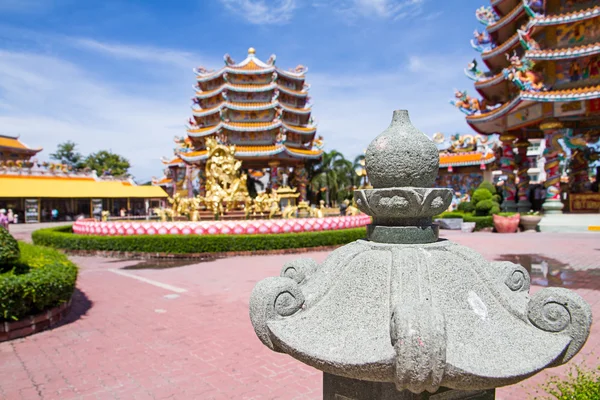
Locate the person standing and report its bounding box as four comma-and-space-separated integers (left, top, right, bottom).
51, 208, 59, 222
0, 209, 9, 231
7, 209, 14, 224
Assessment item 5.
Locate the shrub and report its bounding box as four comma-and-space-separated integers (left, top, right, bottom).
472, 188, 493, 205
0, 243, 78, 321
490, 206, 501, 215
0, 227, 20, 266
477, 181, 496, 195
463, 214, 494, 230
475, 199, 495, 216
435, 212, 464, 219
538, 365, 600, 400
32, 225, 368, 254
457, 202, 474, 213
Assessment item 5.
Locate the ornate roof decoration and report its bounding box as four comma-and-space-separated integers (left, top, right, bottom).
526, 42, 600, 60
471, 29, 494, 52
476, 6, 500, 26
529, 6, 599, 26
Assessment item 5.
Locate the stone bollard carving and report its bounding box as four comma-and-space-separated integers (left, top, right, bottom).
249, 110, 592, 399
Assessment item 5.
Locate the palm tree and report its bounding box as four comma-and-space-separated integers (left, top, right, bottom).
310, 150, 353, 206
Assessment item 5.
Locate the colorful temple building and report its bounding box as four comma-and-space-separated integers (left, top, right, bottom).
453, 0, 600, 213
433, 133, 498, 194
0, 134, 42, 161
153, 48, 324, 201
0, 137, 167, 223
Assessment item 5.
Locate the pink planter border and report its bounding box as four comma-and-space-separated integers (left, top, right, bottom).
73, 215, 372, 236
0, 299, 72, 342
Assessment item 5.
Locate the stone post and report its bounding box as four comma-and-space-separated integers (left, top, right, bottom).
515, 137, 532, 213
540, 121, 565, 214
269, 161, 280, 190
249, 110, 592, 400
499, 133, 517, 212
568, 149, 589, 194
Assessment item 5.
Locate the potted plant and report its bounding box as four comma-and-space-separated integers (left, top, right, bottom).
520, 211, 541, 232
493, 213, 520, 233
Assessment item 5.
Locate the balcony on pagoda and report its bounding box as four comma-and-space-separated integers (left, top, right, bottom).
491, 0, 520, 18
487, 1, 528, 46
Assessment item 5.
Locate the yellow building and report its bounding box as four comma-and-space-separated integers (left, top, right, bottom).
0, 137, 167, 223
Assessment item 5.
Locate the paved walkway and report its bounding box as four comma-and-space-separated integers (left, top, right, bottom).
1, 230, 599, 399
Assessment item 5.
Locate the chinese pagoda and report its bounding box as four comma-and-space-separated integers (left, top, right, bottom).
154, 48, 323, 201
453, 0, 600, 213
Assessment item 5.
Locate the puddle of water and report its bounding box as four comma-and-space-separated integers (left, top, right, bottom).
122, 258, 214, 270
495, 254, 598, 289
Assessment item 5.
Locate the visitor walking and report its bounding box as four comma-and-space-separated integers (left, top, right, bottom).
7, 209, 14, 224
0, 209, 9, 231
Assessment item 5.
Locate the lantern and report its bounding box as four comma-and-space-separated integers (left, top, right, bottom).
480, 162, 486, 170
447, 165, 453, 173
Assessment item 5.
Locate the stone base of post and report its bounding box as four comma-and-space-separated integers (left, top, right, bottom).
517, 199, 532, 213
501, 199, 517, 213
324, 373, 496, 400
542, 199, 564, 214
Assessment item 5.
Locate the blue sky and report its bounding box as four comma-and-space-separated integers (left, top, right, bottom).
0, 0, 484, 182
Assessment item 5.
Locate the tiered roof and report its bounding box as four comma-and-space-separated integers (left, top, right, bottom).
457, 2, 600, 135
180, 48, 322, 165
0, 134, 42, 160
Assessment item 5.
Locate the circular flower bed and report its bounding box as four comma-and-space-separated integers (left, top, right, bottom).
0, 238, 78, 324
72, 215, 372, 236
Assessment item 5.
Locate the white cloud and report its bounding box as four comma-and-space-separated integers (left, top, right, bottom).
69, 38, 199, 69
308, 52, 474, 161
0, 49, 191, 182
218, 0, 297, 25
314, 0, 425, 22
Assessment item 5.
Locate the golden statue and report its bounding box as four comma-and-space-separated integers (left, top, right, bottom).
203, 137, 250, 217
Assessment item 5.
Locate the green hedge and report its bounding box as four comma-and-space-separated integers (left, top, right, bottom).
32, 225, 368, 254
434, 212, 517, 231
0, 243, 78, 321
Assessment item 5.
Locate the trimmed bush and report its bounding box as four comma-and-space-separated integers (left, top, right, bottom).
472, 188, 492, 204
457, 202, 474, 213
0, 227, 20, 266
435, 212, 464, 219
0, 243, 78, 321
33, 225, 368, 254
477, 181, 496, 195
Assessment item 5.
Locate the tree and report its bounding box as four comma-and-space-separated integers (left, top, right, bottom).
83, 150, 131, 177
49, 141, 83, 169
310, 150, 354, 206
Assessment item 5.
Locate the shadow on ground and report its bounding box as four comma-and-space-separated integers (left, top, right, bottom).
55, 288, 93, 328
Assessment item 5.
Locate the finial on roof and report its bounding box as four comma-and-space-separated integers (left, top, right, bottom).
248, 47, 256, 55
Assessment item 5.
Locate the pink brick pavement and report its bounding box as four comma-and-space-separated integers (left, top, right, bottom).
0, 230, 599, 399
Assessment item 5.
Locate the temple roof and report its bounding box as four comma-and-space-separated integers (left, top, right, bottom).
0, 134, 42, 154
439, 151, 495, 168
194, 48, 307, 83
526, 42, 600, 60
487, 1, 524, 34
178, 143, 323, 162
187, 121, 317, 137
530, 6, 599, 26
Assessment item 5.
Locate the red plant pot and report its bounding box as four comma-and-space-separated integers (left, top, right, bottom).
493, 214, 520, 233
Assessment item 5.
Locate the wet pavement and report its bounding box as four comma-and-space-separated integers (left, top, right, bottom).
0, 229, 599, 399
